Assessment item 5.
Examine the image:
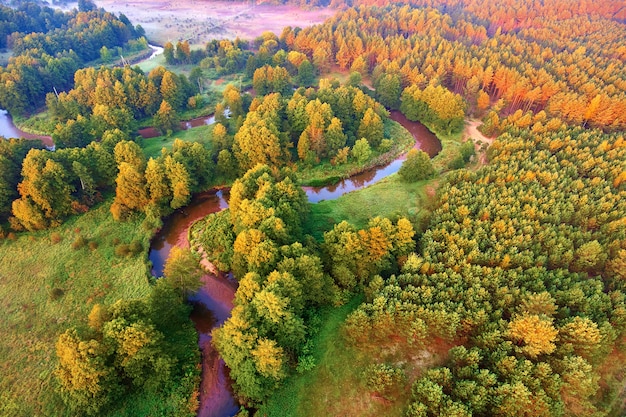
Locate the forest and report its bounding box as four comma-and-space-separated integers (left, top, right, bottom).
0, 0, 625, 416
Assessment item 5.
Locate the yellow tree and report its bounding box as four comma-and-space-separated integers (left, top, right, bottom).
233, 111, 283, 171
507, 314, 558, 358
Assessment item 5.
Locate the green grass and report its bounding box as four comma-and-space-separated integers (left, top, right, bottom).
0, 200, 153, 416
305, 174, 435, 240
432, 129, 466, 172
135, 52, 168, 74
258, 297, 363, 417
13, 111, 57, 136
140, 124, 214, 159
296, 119, 415, 186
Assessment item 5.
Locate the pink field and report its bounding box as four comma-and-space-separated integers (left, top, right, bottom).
93, 0, 337, 45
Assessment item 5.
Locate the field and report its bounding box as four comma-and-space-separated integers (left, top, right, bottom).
305, 174, 436, 240
140, 123, 214, 158
92, 0, 336, 45
0, 200, 153, 416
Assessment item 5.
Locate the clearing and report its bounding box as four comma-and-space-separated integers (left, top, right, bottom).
92, 0, 336, 45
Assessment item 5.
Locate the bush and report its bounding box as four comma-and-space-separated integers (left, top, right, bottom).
114, 244, 130, 257
351, 138, 372, 165
88, 241, 99, 251
448, 140, 476, 170
71, 235, 88, 250
379, 138, 393, 153
398, 149, 434, 182
50, 287, 65, 300
129, 240, 143, 255
364, 364, 406, 400
51, 232, 62, 244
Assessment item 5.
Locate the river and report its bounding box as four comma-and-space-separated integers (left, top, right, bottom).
304, 111, 442, 203
0, 109, 54, 148
148, 114, 440, 417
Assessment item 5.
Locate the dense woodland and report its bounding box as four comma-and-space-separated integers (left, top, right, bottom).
0, 0, 625, 416
0, 0, 146, 115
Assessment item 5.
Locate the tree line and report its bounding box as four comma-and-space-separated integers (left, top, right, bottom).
343, 120, 626, 415
47, 65, 198, 147
279, 5, 625, 131
0, 0, 145, 115
189, 164, 416, 406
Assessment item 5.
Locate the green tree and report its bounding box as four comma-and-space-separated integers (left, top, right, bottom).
376, 73, 401, 109
110, 162, 148, 221
351, 138, 371, 165
234, 111, 283, 171
55, 329, 120, 415
297, 59, 315, 87
398, 149, 435, 182
153, 100, 180, 134
162, 247, 203, 296
145, 158, 171, 217
357, 108, 384, 148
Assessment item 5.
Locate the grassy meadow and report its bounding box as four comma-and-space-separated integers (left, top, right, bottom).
0, 200, 153, 416
305, 174, 436, 239
140, 123, 214, 159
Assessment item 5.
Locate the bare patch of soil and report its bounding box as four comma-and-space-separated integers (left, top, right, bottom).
463, 118, 494, 166
92, 0, 336, 45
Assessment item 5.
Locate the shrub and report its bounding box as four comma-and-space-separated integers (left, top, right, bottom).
51, 232, 62, 244
351, 138, 371, 165
71, 235, 88, 250
398, 149, 434, 182
50, 288, 65, 300
88, 241, 99, 251
114, 244, 130, 257
129, 240, 143, 255
364, 364, 406, 400
379, 138, 393, 153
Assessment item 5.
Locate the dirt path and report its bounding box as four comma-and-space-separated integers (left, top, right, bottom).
463, 118, 494, 166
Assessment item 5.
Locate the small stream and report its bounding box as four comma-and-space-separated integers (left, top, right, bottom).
0, 109, 54, 148
305, 111, 441, 203
148, 114, 440, 417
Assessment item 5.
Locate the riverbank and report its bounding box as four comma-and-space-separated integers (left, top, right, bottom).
295, 119, 415, 187
0, 199, 154, 415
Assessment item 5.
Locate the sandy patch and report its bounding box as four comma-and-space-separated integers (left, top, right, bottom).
463, 118, 493, 166
90, 0, 336, 45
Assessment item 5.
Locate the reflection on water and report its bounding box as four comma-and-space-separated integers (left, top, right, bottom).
305, 112, 441, 203
148, 188, 237, 417
138, 111, 224, 139
149, 189, 229, 277
138, 114, 216, 139
0, 109, 54, 148
189, 274, 239, 417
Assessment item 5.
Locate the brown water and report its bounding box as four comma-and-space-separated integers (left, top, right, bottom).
304, 110, 441, 203
149, 189, 239, 417
0, 109, 54, 148
149, 112, 440, 417
138, 114, 217, 139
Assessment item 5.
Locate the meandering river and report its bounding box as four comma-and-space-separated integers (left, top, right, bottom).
0, 109, 54, 148
148, 114, 440, 417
